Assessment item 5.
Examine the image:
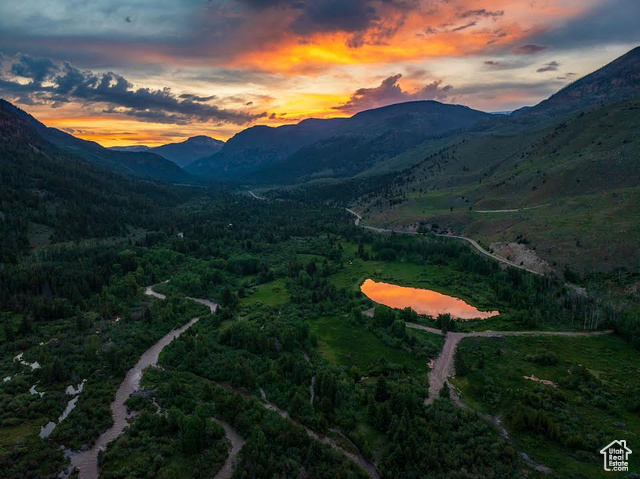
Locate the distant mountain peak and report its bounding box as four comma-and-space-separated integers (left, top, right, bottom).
140, 135, 225, 167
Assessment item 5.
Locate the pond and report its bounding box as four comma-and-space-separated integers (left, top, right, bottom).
360, 279, 499, 320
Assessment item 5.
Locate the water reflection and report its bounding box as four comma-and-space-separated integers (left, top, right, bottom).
360, 279, 499, 320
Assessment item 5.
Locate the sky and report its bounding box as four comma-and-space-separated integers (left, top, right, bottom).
0, 0, 638, 146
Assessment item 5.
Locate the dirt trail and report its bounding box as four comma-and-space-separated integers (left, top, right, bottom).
248, 191, 266, 200
448, 388, 553, 474
260, 393, 381, 479
345, 208, 362, 226
435, 234, 542, 276
144, 280, 168, 299
475, 204, 550, 213
212, 418, 246, 479
405, 322, 445, 336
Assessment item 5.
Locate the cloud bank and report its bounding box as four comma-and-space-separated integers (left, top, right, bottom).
0, 54, 264, 125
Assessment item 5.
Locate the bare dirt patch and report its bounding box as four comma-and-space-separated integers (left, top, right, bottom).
523, 375, 557, 388
489, 242, 551, 275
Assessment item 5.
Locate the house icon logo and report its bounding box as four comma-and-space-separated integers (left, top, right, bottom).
600, 440, 632, 472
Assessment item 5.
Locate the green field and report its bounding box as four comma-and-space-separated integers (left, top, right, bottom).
452, 334, 640, 477
241, 278, 290, 306
309, 315, 438, 373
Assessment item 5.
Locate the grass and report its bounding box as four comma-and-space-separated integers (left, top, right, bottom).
241, 279, 290, 307
309, 316, 430, 373
452, 334, 640, 477
0, 422, 39, 446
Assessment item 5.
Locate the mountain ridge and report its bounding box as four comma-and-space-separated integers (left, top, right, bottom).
187, 100, 493, 181
112, 135, 225, 168
0, 99, 189, 183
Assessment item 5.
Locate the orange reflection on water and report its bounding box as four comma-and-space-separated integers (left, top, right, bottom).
360, 279, 499, 320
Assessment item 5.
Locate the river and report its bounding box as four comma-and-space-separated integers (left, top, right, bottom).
69, 284, 216, 479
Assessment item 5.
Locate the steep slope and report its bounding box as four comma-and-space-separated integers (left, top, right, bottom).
277, 47, 640, 273
253, 101, 493, 184
513, 45, 640, 121
188, 101, 492, 181
0, 100, 189, 182
0, 100, 185, 262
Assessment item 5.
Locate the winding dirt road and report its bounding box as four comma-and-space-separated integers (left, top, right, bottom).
411, 324, 612, 473
345, 208, 543, 276
72, 283, 377, 479
448, 387, 553, 474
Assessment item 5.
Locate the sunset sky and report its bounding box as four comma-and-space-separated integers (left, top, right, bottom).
1, 0, 638, 146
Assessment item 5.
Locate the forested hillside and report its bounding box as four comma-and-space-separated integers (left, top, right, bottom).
0, 100, 190, 264
0, 100, 189, 182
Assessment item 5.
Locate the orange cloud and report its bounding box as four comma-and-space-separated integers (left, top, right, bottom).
226, 0, 588, 73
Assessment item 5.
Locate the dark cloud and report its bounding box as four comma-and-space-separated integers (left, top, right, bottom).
237, 0, 417, 48
10, 53, 56, 85
179, 93, 217, 102
237, 0, 295, 9
536, 61, 559, 73
482, 59, 527, 71
524, 0, 640, 50
291, 1, 377, 35
404, 67, 430, 80
334, 73, 452, 113
0, 55, 264, 125
451, 21, 476, 32
459, 9, 504, 19
453, 79, 564, 98
512, 44, 547, 55
556, 72, 576, 80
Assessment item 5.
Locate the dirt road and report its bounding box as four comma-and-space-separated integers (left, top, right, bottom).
475, 204, 550, 213
435, 234, 543, 276
344, 208, 543, 276
419, 326, 614, 405
248, 191, 266, 200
